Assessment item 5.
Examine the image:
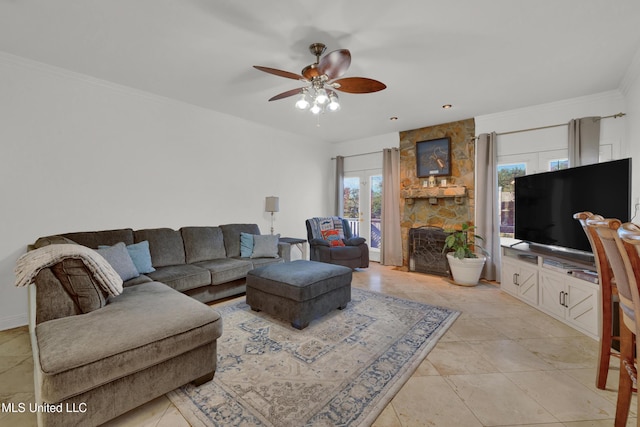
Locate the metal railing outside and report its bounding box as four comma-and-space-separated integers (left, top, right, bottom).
344, 218, 381, 249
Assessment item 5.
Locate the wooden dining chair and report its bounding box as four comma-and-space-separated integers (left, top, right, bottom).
590, 217, 635, 427
574, 212, 620, 389
616, 223, 640, 427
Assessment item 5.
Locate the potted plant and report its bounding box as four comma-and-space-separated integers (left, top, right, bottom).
442, 223, 488, 286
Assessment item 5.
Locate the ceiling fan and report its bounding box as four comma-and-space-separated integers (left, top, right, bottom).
253, 42, 386, 114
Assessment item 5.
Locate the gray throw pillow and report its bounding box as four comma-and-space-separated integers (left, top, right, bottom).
95, 242, 140, 281
251, 234, 280, 258
99, 241, 155, 274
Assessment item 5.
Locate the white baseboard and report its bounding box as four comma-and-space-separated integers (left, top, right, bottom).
0, 313, 28, 331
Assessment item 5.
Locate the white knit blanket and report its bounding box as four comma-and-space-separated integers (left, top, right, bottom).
15, 244, 123, 296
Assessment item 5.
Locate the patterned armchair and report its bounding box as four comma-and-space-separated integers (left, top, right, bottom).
305, 217, 369, 269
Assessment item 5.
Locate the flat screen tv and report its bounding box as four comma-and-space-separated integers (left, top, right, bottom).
514, 158, 632, 255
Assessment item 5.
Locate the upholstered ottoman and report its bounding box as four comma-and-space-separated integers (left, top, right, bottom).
246, 260, 352, 329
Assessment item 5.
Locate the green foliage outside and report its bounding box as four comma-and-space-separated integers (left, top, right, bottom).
371, 176, 382, 220
343, 176, 382, 220
498, 165, 525, 192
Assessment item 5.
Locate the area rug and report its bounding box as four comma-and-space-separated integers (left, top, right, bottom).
167, 288, 459, 426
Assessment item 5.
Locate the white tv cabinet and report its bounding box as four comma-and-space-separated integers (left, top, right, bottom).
501, 239, 600, 340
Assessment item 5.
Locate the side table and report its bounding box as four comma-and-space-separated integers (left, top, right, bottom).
279, 237, 307, 260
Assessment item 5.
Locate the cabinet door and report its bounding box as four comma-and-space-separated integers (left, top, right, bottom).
566, 280, 599, 336
501, 260, 520, 296
517, 264, 539, 305
538, 272, 566, 319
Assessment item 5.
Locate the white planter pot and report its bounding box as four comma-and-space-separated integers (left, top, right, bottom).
446, 253, 486, 286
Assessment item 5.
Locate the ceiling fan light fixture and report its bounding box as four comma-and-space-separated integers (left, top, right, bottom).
315, 88, 328, 104
310, 103, 322, 115
295, 92, 310, 110
254, 42, 386, 118
328, 93, 340, 111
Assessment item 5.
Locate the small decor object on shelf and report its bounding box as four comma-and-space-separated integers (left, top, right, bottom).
442, 223, 487, 286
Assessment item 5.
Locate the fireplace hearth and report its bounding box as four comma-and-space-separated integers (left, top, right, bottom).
409, 227, 450, 276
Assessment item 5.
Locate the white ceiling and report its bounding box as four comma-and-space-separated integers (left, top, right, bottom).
1, 1, 639, 143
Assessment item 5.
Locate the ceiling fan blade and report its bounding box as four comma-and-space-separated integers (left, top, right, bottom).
253, 65, 305, 81
268, 87, 305, 101
318, 49, 351, 80
331, 77, 387, 94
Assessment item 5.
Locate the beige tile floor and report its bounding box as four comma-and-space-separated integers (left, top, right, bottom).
0, 262, 636, 426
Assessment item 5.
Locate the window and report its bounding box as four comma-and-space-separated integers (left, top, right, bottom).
498, 163, 526, 237
370, 175, 382, 250
549, 159, 568, 171
342, 177, 360, 221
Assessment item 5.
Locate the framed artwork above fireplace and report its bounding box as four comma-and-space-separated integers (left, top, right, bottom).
416, 137, 451, 177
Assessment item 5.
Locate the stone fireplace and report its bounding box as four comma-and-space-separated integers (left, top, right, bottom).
409, 227, 450, 276
399, 118, 475, 270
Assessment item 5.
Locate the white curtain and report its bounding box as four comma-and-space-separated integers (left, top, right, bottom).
568, 117, 600, 167
381, 148, 402, 266
475, 133, 500, 281
335, 155, 344, 216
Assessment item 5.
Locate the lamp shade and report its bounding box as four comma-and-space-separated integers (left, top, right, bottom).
265, 196, 279, 213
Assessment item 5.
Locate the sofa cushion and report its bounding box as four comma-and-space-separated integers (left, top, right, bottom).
134, 228, 186, 267
62, 229, 135, 249
33, 235, 77, 249
145, 264, 211, 292
123, 274, 153, 287
251, 234, 280, 258
193, 258, 253, 285
329, 245, 363, 260
35, 281, 222, 403
96, 242, 140, 281
220, 224, 260, 258
34, 269, 81, 323
181, 226, 227, 264
247, 257, 284, 268
50, 259, 109, 314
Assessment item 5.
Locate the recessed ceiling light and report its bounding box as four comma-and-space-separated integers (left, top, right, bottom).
390, 116, 398, 121
442, 104, 453, 109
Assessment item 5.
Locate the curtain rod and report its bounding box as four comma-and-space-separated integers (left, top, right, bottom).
331, 149, 385, 160
493, 112, 626, 137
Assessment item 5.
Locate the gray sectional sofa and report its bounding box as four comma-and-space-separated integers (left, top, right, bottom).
27, 223, 288, 426
33, 223, 290, 302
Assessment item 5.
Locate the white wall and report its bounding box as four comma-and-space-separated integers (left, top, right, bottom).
475, 90, 627, 161
329, 133, 399, 213
0, 53, 332, 330
623, 51, 640, 206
